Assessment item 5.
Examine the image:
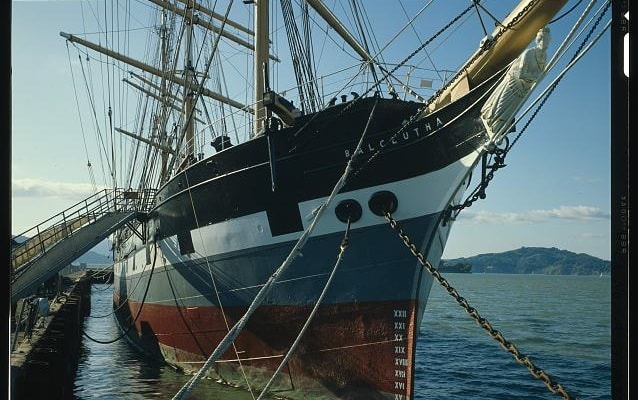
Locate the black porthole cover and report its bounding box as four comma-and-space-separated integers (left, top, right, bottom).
335, 199, 363, 223
368, 191, 398, 216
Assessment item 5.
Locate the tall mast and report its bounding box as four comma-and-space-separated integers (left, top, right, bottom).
148, 0, 282, 62
159, 7, 171, 182
183, 0, 196, 160
253, 0, 269, 137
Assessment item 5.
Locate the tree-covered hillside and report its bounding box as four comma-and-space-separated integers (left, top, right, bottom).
442, 247, 610, 275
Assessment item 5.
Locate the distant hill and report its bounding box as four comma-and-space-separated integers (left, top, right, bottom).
442, 247, 610, 275
73, 250, 112, 265
437, 262, 472, 273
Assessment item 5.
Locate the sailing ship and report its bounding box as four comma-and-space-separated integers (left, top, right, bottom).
56, 1, 609, 398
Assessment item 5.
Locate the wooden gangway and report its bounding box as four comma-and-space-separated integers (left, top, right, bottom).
11, 188, 155, 304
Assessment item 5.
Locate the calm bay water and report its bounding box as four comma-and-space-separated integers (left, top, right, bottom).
73, 274, 611, 399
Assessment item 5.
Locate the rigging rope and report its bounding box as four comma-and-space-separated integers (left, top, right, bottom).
350, 0, 380, 89
471, 0, 508, 30
450, 0, 610, 216
287, 1, 476, 147
171, 98, 379, 400
397, 0, 444, 85
256, 220, 352, 400
66, 42, 98, 193
166, 0, 235, 176
74, 47, 113, 183
103, 0, 117, 190
280, 0, 321, 113
340, 2, 477, 114
509, 6, 610, 151
472, 0, 489, 37
550, 0, 585, 23
82, 241, 158, 345
182, 166, 258, 399
344, 1, 540, 180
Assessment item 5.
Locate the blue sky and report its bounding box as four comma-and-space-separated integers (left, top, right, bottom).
11, 0, 613, 260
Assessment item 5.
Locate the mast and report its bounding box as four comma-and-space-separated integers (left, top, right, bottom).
129, 71, 181, 104
253, 0, 269, 136
305, 0, 373, 63
159, 8, 172, 181
122, 78, 205, 124
147, 0, 279, 62
183, 0, 196, 161
176, 0, 254, 36
116, 127, 175, 155
59, 32, 251, 113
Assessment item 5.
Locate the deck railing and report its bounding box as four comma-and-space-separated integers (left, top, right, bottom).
11, 188, 156, 272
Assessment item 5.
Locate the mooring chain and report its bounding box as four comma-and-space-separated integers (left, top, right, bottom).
449, 145, 508, 217
383, 211, 575, 399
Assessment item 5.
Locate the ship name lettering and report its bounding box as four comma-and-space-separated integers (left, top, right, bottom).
422, 117, 443, 132
343, 116, 446, 158
395, 346, 405, 354
395, 358, 408, 366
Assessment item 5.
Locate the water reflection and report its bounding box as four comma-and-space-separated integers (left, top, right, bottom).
73, 284, 264, 400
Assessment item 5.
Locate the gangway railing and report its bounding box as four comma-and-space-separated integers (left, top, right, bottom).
11, 188, 156, 275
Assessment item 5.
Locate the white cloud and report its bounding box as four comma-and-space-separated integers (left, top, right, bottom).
458, 205, 610, 223
12, 178, 104, 199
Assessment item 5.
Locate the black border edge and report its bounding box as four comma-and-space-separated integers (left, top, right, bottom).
611, 1, 630, 399
4, 1, 11, 398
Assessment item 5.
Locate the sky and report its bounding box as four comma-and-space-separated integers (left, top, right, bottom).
10, 0, 615, 261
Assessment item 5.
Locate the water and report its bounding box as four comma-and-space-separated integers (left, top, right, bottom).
415, 274, 611, 400
73, 274, 611, 399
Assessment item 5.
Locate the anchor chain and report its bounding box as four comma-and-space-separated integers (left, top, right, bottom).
383, 211, 575, 399
445, 139, 509, 223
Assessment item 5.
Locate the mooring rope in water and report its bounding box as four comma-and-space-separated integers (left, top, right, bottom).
82, 241, 158, 345
256, 221, 352, 400
171, 100, 379, 400
383, 212, 575, 399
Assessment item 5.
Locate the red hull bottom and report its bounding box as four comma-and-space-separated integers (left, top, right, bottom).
117, 299, 419, 399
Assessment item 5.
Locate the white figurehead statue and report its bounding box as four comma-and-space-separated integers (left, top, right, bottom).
480, 27, 551, 138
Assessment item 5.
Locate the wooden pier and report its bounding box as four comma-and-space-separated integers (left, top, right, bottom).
10, 275, 91, 399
